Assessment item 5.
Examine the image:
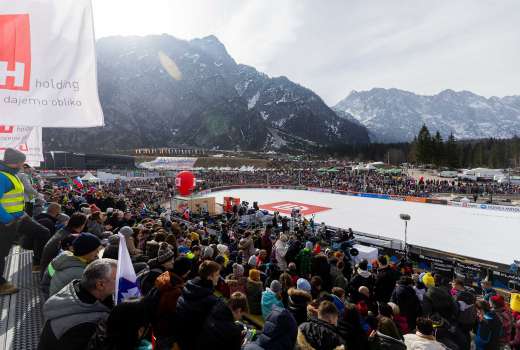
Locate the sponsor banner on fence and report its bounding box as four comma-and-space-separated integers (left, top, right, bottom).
0, 0, 104, 127
0, 125, 43, 166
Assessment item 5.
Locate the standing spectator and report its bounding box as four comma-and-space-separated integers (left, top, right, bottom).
297, 301, 345, 350
374, 255, 398, 303
391, 276, 421, 330
35, 202, 62, 236
247, 269, 263, 315
48, 233, 102, 297
197, 292, 248, 350
260, 225, 273, 259
349, 259, 374, 302
511, 308, 520, 350
244, 306, 298, 350
174, 260, 221, 350
274, 234, 289, 271
490, 295, 512, 348
0, 149, 51, 291
39, 259, 117, 350
239, 231, 255, 263
337, 303, 369, 350
296, 241, 313, 277
481, 279, 497, 302
404, 317, 448, 349
475, 300, 502, 350
261, 280, 284, 319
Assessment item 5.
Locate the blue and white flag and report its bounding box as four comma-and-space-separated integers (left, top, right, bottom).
115, 233, 141, 304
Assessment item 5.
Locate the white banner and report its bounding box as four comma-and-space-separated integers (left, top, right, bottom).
0, 0, 104, 127
0, 125, 43, 166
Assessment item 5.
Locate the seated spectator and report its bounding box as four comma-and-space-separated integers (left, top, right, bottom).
35, 202, 61, 236
39, 258, 117, 350
247, 268, 263, 315
40, 212, 87, 278
244, 306, 298, 350
86, 299, 152, 350
404, 317, 447, 350
49, 232, 102, 297
197, 292, 248, 350
226, 263, 247, 295
377, 302, 403, 341
40, 235, 75, 299
337, 303, 369, 350
388, 302, 409, 336
297, 300, 345, 350
261, 280, 284, 319
153, 256, 192, 340
174, 260, 221, 350
119, 226, 142, 256
288, 278, 313, 325
139, 242, 174, 295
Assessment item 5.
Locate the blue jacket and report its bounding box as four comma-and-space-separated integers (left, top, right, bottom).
261, 289, 284, 320
0, 162, 24, 224
475, 311, 502, 350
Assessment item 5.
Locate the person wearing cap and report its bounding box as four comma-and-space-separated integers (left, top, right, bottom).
490, 294, 513, 347
0, 148, 49, 294
48, 232, 102, 297
261, 280, 284, 319
246, 269, 263, 315
118, 226, 142, 256
140, 242, 175, 295
287, 278, 313, 325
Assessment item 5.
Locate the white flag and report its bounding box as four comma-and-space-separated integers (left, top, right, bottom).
115, 233, 141, 304
0, 0, 104, 127
0, 125, 43, 167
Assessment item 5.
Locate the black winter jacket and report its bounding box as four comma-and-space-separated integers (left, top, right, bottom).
197, 301, 243, 350
174, 277, 219, 350
297, 318, 345, 350
287, 288, 312, 326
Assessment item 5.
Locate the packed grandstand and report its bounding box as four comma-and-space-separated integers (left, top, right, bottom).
0, 147, 519, 350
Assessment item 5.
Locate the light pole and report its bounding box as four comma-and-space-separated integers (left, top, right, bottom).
399, 213, 411, 258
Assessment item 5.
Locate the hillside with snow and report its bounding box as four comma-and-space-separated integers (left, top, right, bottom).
334, 88, 520, 142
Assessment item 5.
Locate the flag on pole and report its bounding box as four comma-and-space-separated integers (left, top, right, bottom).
0, 0, 104, 127
115, 233, 141, 304
73, 176, 83, 189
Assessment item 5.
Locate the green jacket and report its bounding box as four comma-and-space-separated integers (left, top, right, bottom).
49, 254, 87, 296
296, 248, 312, 276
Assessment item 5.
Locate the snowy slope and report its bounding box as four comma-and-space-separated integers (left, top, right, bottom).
210, 188, 520, 264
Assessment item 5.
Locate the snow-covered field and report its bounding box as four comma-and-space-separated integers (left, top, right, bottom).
209, 188, 520, 265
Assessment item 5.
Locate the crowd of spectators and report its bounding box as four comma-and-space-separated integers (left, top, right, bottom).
1, 148, 519, 350
196, 169, 520, 197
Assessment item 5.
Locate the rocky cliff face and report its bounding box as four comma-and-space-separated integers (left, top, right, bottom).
44, 34, 369, 153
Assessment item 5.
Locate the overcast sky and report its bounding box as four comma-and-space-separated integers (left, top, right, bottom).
93, 0, 520, 105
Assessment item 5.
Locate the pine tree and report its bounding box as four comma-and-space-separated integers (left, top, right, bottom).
445, 133, 459, 168
432, 131, 444, 166
416, 125, 433, 164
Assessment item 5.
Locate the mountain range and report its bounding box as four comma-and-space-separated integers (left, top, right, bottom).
43, 34, 369, 153
334, 88, 520, 143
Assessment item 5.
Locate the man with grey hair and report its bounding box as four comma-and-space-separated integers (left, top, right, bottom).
38, 258, 117, 350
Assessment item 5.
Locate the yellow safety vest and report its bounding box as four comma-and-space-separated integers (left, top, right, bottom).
0, 171, 25, 214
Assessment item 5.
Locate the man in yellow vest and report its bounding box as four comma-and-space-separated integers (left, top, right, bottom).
0, 148, 33, 294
